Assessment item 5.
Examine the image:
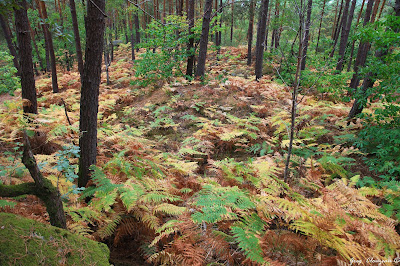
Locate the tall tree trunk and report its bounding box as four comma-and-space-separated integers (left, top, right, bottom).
331, 0, 341, 39
330, 0, 345, 57
15, 0, 38, 115
39, 0, 59, 93
247, 0, 255, 65
28, 18, 44, 74
186, 0, 195, 76
230, 0, 234, 43
134, 0, 141, 51
300, 0, 313, 71
315, 0, 326, 52
332, 0, 350, 58
347, 0, 366, 71
69, 0, 84, 78
284, 2, 305, 182
0, 13, 20, 74
349, 0, 398, 119
336, 0, 356, 71
254, 0, 270, 80
34, 0, 51, 73
349, 0, 374, 90
78, 0, 106, 188
276, 0, 286, 49
195, 0, 213, 78
264, 3, 271, 50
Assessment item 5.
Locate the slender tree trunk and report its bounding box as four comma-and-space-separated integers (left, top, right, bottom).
78, 0, 106, 188
39, 0, 59, 93
370, 0, 381, 22
134, 0, 140, 51
247, 0, 255, 65
230, 0, 234, 43
186, 0, 195, 76
284, 1, 305, 183
218, 0, 222, 45
315, 0, 326, 52
376, 0, 386, 19
69, 0, 84, 78
28, 19, 44, 74
15, 0, 38, 115
254, 0, 270, 80
349, 0, 374, 90
0, 13, 20, 74
264, 3, 271, 50
336, 0, 356, 71
276, 0, 286, 49
347, 0, 366, 71
330, 0, 345, 57
331, 0, 341, 39
349, 1, 398, 119
300, 0, 313, 71
195, 0, 213, 78
35, 0, 51, 73
332, 0, 351, 58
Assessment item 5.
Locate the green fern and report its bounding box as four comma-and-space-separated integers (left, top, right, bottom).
191, 185, 255, 224
0, 199, 16, 209
231, 214, 266, 264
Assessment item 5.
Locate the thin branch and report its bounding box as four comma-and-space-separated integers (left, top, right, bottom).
88, 0, 107, 17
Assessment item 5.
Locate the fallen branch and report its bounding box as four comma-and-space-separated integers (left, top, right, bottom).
0, 132, 67, 229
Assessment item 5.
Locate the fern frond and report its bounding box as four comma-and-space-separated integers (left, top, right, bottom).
153, 203, 187, 216
97, 213, 123, 239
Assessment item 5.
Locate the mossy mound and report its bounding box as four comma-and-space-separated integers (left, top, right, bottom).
0, 213, 109, 265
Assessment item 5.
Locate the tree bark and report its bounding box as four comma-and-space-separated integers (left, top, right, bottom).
195, 0, 213, 78
300, 0, 313, 71
284, 7, 305, 183
329, 0, 350, 57
28, 18, 44, 74
247, 0, 255, 65
347, 0, 366, 71
0, 13, 20, 74
264, 3, 271, 50
349, 0, 374, 90
21, 132, 66, 228
39, 0, 59, 93
78, 0, 106, 188
315, 0, 326, 52
230, 0, 234, 43
134, 0, 141, 51
69, 0, 84, 78
348, 0, 398, 119
336, 0, 356, 71
186, 0, 195, 76
254, 0, 270, 80
14, 0, 38, 115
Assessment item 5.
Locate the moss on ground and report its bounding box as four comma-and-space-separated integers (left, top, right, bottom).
0, 213, 109, 265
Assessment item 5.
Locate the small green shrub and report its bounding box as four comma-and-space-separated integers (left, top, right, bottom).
0, 51, 20, 95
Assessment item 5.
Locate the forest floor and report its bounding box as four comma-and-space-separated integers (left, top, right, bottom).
0, 45, 398, 265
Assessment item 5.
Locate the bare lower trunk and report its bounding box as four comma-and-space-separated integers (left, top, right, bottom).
0, 14, 20, 74
186, 0, 195, 76
195, 0, 213, 78
300, 0, 313, 71
247, 0, 255, 65
69, 0, 84, 78
78, 0, 106, 188
254, 0, 270, 80
15, 0, 37, 115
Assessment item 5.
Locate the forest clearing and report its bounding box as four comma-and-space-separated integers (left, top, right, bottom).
0, 0, 400, 265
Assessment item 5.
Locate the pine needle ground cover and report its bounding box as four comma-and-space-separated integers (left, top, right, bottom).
0, 46, 399, 265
